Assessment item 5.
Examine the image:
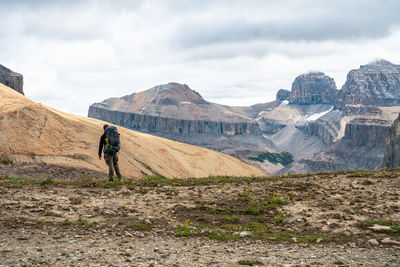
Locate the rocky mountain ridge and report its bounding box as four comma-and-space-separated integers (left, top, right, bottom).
0, 64, 24, 95
89, 59, 400, 173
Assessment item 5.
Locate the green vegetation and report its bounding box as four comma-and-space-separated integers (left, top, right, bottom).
223, 215, 239, 222
356, 220, 400, 234
248, 151, 294, 166
244, 206, 260, 215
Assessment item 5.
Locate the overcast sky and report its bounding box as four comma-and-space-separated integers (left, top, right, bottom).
1, 0, 400, 116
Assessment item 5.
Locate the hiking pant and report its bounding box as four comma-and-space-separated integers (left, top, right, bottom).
104, 152, 122, 180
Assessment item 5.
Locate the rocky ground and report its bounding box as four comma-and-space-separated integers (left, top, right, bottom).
0, 169, 400, 266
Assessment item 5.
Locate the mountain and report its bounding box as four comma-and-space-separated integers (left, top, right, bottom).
282, 60, 400, 173
0, 64, 24, 95
289, 72, 337, 105
0, 83, 264, 179
89, 83, 277, 164
336, 59, 400, 109
89, 59, 400, 174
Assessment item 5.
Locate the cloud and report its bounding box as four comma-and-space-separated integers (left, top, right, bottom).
0, 0, 400, 116
176, 0, 400, 48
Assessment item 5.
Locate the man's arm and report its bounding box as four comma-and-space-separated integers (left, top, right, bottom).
98, 134, 105, 159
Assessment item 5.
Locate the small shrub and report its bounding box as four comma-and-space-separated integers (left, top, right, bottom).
223, 215, 239, 222
361, 180, 373, 185
40, 178, 54, 186
237, 259, 264, 266
273, 214, 284, 223
245, 206, 260, 215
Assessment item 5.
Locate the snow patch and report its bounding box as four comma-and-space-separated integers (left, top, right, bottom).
180, 102, 192, 104
279, 100, 289, 106
305, 106, 333, 121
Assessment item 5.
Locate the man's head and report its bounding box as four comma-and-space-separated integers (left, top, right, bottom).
103, 124, 109, 131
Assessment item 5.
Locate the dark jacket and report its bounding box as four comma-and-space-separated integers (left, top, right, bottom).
98, 132, 106, 157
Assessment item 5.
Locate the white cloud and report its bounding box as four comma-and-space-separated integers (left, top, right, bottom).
0, 0, 400, 115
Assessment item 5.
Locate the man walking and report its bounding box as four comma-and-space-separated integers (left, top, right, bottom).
99, 124, 122, 181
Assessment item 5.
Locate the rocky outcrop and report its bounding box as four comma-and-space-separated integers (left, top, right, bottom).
289, 72, 337, 105
276, 89, 290, 100
0, 64, 24, 95
88, 106, 262, 137
344, 118, 390, 147
382, 114, 400, 168
336, 60, 400, 109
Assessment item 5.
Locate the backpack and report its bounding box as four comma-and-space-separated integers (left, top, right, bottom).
104, 126, 120, 153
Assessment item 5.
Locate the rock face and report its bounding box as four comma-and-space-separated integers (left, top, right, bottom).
88, 106, 262, 137
382, 114, 400, 168
0, 64, 24, 95
336, 60, 400, 109
289, 72, 337, 105
276, 89, 290, 100
344, 118, 390, 147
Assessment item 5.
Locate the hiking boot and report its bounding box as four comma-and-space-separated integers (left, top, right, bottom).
108, 178, 114, 182
117, 176, 122, 181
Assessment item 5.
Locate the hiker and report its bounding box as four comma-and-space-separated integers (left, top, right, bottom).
98, 124, 122, 181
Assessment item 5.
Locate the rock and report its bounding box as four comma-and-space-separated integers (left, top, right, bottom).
276, 89, 290, 100
296, 218, 305, 222
56, 196, 70, 203
381, 238, 400, 245
238, 231, 251, 237
125, 231, 134, 238
289, 72, 337, 105
0, 64, 24, 95
369, 224, 393, 232
336, 59, 400, 109
368, 239, 379, 246
102, 209, 116, 216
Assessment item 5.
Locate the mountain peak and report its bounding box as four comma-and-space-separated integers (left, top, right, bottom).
360, 59, 400, 73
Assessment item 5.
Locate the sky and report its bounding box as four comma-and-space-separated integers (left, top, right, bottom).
1, 0, 400, 116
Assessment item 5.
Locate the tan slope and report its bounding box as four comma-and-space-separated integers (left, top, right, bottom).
0, 83, 265, 178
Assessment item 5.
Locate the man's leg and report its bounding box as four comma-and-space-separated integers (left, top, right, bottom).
104, 153, 114, 181
113, 152, 122, 180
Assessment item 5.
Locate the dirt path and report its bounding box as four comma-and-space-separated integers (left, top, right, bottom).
1, 170, 399, 266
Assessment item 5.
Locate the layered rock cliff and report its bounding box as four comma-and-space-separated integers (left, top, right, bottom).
0, 64, 24, 95
88, 106, 262, 137
381, 113, 400, 168
289, 72, 337, 105
336, 60, 400, 109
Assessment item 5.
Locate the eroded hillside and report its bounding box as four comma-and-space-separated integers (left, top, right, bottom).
0, 83, 264, 179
